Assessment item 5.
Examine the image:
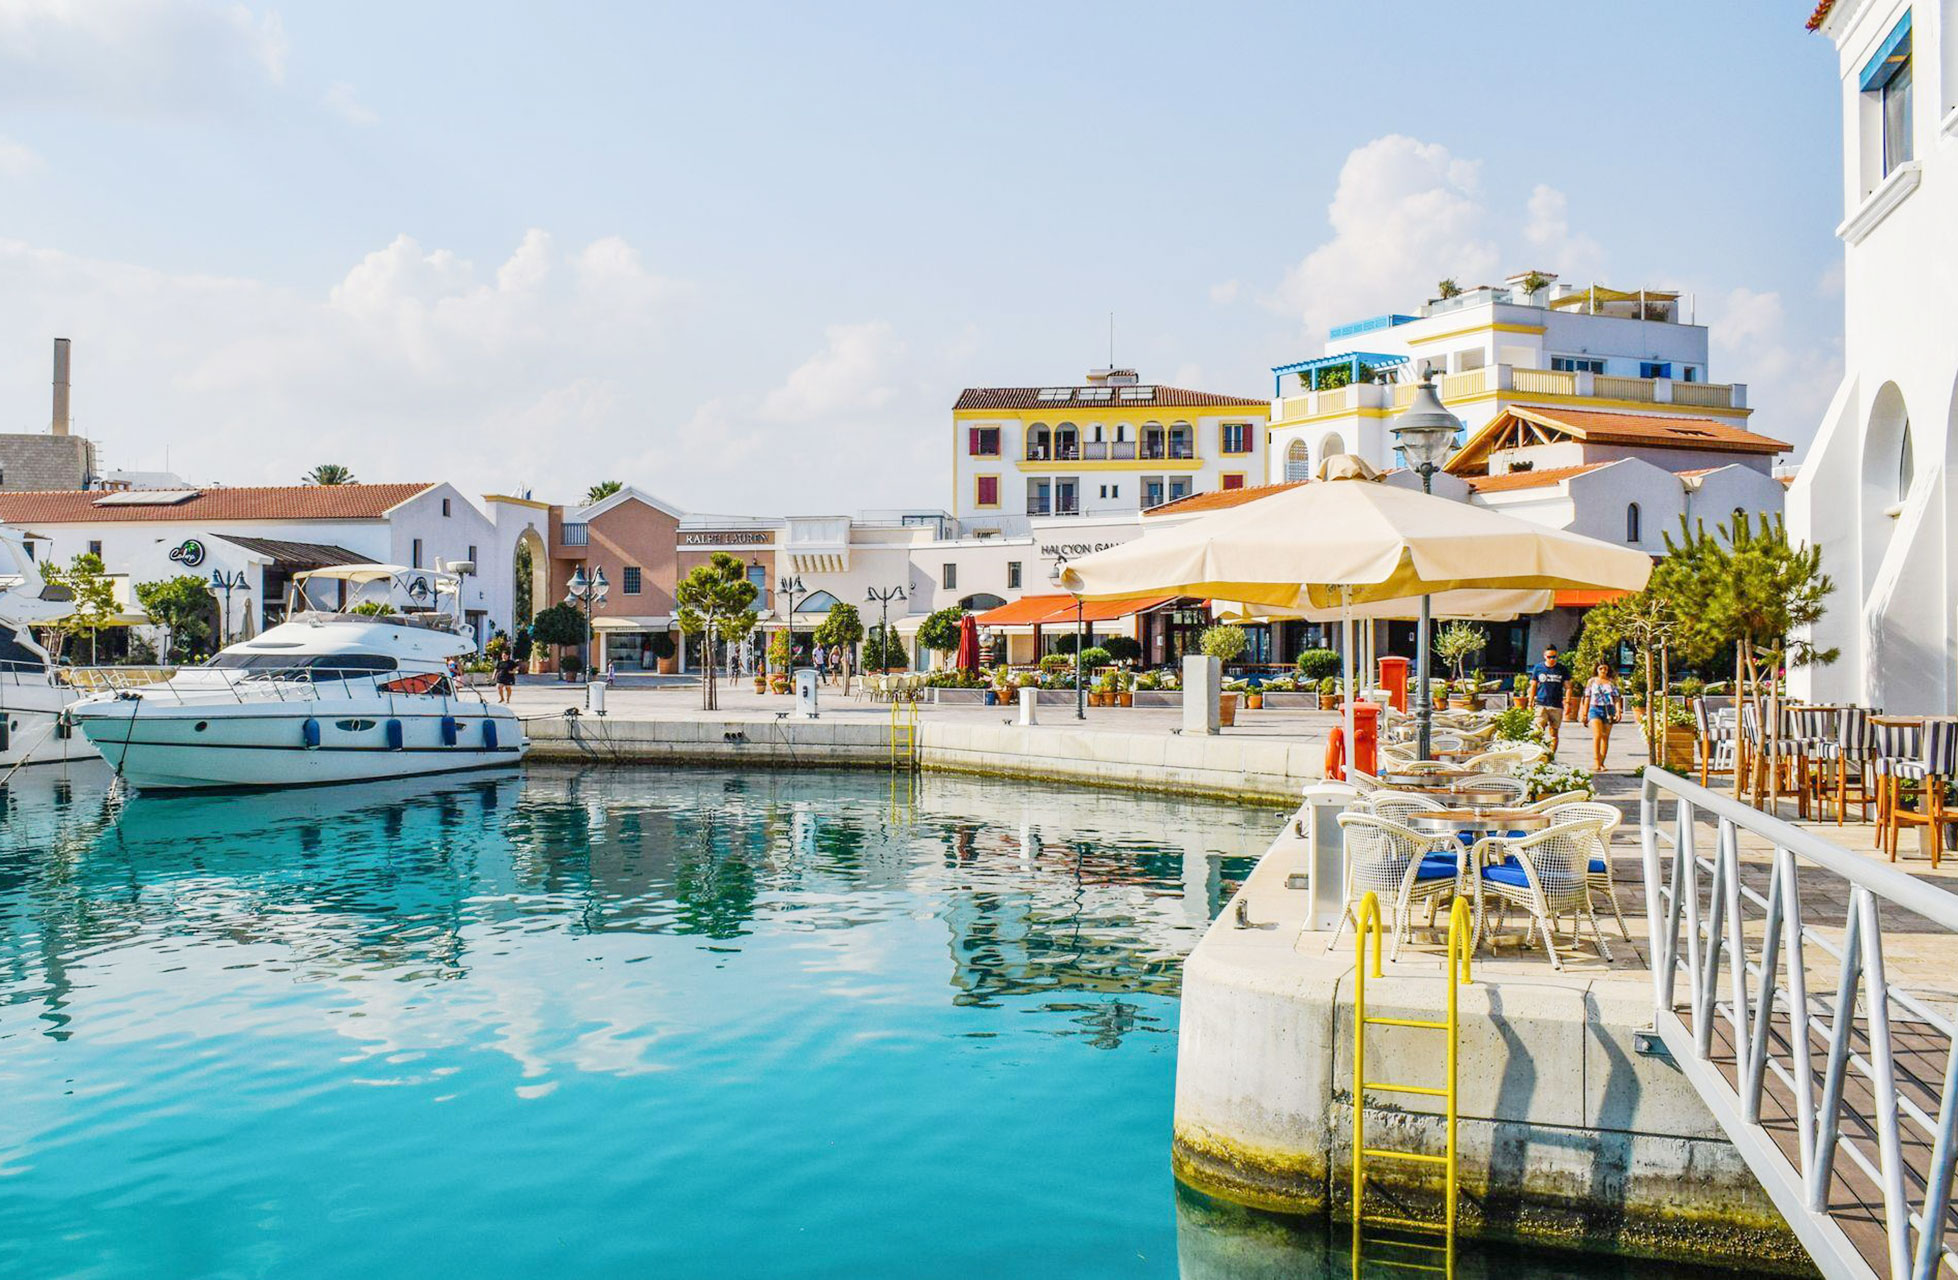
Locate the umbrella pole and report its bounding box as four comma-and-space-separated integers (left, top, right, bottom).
1342, 588, 1355, 779
1416, 591, 1433, 761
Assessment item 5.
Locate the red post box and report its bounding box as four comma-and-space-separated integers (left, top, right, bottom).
1377, 656, 1410, 713
1349, 700, 1380, 777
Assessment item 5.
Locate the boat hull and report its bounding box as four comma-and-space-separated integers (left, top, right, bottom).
73, 699, 528, 791
0, 679, 95, 769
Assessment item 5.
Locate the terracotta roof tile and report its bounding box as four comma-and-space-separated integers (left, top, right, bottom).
955, 386, 1268, 411
1806, 0, 1835, 30
1143, 480, 1303, 517
0, 483, 435, 525
1510, 406, 1790, 453
1462, 464, 1611, 494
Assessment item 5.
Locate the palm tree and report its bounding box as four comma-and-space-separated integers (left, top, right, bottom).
585, 480, 623, 504
304, 463, 356, 486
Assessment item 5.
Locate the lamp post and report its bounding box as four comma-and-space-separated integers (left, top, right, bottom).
565, 565, 609, 685
866, 584, 906, 672
208, 568, 248, 650
778, 573, 806, 669
1049, 554, 1086, 720
1390, 375, 1461, 761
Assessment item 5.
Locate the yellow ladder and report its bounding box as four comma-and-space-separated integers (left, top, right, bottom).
1351, 891, 1473, 1272
888, 691, 918, 772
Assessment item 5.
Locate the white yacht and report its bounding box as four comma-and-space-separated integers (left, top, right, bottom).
0, 526, 97, 770
70, 564, 527, 790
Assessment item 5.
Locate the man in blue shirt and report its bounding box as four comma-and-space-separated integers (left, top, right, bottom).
1527, 644, 1573, 753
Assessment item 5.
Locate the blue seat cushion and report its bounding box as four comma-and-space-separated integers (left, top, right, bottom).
1419, 854, 1461, 877
1589, 857, 1608, 875
1482, 862, 1531, 889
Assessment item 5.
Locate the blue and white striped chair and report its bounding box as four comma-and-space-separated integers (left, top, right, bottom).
1884, 720, 1956, 866
1873, 718, 1926, 858
1814, 706, 1876, 826
1692, 697, 1735, 787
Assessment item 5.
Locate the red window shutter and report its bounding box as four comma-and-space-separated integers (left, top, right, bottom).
977, 476, 998, 505
1222, 474, 1245, 490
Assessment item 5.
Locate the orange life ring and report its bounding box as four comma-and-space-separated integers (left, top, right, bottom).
1325, 725, 1346, 781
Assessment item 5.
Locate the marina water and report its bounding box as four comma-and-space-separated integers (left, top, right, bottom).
0, 763, 1711, 1277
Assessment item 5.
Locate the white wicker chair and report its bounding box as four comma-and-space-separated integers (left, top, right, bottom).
1457, 773, 1528, 802
1332, 812, 1466, 959
1548, 800, 1631, 940
1523, 788, 1594, 812
1470, 818, 1614, 970
1363, 791, 1445, 824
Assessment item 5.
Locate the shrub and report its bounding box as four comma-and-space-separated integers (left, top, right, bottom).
1490, 704, 1548, 745
529, 602, 588, 649
1102, 635, 1142, 663
1318, 676, 1339, 699
1078, 646, 1113, 670
1295, 648, 1340, 681
1199, 624, 1247, 662
558, 654, 583, 676
1039, 653, 1070, 674
916, 607, 965, 654
1051, 632, 1078, 655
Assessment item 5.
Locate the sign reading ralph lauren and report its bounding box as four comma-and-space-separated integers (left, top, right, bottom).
683, 531, 773, 547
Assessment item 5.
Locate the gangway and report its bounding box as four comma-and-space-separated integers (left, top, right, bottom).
1349, 891, 1473, 1272
1640, 765, 1958, 1280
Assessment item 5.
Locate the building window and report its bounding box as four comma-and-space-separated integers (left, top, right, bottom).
1007, 561, 1022, 589
442, 498, 452, 517
1143, 477, 1165, 509
1109, 484, 1119, 499
1626, 503, 1641, 544
467, 544, 477, 564
975, 475, 999, 507
1284, 439, 1312, 483
1550, 355, 1606, 374
87, 540, 102, 558
411, 538, 423, 568
967, 427, 1000, 457
1680, 366, 1700, 383
1222, 473, 1246, 491
942, 563, 957, 590
561, 522, 589, 546
1862, 13, 1914, 176
623, 566, 642, 595
1168, 478, 1193, 502
746, 563, 767, 599
1639, 361, 1673, 379
1899, 418, 1915, 500
1221, 423, 1253, 454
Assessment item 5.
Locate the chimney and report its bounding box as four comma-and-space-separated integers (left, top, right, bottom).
51, 338, 70, 436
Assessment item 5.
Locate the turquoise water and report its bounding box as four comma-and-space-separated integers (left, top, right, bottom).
0, 763, 1694, 1278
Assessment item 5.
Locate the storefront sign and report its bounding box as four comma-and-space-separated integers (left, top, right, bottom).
167, 538, 207, 568
1037, 537, 1133, 560
682, 531, 773, 547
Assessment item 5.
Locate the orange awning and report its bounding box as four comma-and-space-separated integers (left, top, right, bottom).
973, 593, 1179, 628
1553, 589, 1629, 608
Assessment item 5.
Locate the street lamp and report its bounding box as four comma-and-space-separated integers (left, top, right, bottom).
777, 573, 806, 668
1390, 374, 1461, 761
1048, 554, 1086, 720
208, 568, 248, 650
565, 565, 609, 684
866, 584, 906, 672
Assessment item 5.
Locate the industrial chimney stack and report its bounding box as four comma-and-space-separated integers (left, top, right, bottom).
50, 338, 70, 437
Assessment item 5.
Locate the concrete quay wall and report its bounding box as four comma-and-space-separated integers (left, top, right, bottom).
524, 715, 1318, 803
1174, 823, 1807, 1271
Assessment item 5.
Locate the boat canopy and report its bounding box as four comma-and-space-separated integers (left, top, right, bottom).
293, 563, 458, 588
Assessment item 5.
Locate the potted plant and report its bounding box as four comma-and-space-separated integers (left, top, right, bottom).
649, 632, 678, 675
1511, 673, 1530, 708
1219, 687, 1239, 727
1237, 679, 1263, 711
559, 654, 583, 682
1317, 675, 1340, 710
1114, 670, 1133, 707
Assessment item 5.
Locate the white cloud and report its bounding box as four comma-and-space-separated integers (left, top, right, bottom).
0, 132, 39, 176
0, 230, 954, 512
1521, 184, 1603, 279
321, 80, 377, 126
1208, 279, 1241, 305
0, 0, 288, 113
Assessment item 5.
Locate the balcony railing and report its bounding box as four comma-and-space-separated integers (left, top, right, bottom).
560, 522, 590, 546
1274, 364, 1747, 423
1139, 444, 1195, 461
1026, 498, 1080, 517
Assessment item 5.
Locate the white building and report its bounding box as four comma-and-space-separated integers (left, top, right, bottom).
1789, 0, 1958, 712
1266, 271, 1752, 483
950, 367, 1271, 537
0, 482, 509, 650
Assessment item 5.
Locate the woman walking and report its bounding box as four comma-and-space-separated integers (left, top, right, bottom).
1584, 662, 1624, 771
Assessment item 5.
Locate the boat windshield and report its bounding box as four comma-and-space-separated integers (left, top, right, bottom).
208, 653, 399, 673
0, 626, 45, 673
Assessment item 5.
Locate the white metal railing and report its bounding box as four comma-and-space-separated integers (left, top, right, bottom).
1640, 766, 1958, 1280
63, 664, 489, 708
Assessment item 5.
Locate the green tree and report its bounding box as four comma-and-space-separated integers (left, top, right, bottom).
134, 575, 213, 661
814, 601, 866, 695
1101, 635, 1142, 664
303, 463, 356, 485
41, 552, 119, 663
676, 551, 760, 711
1433, 620, 1488, 684
529, 601, 589, 655
513, 540, 534, 623
917, 607, 965, 666
1199, 623, 1247, 663
862, 624, 907, 671
584, 480, 624, 505
1436, 278, 1462, 300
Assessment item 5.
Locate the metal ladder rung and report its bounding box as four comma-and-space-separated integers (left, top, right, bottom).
1356, 1215, 1448, 1235
1363, 1081, 1447, 1097
1361, 1148, 1449, 1165
1364, 1015, 1448, 1031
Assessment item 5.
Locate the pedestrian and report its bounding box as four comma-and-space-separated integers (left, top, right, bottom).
1527, 643, 1574, 755
1584, 661, 1623, 771
494, 652, 517, 704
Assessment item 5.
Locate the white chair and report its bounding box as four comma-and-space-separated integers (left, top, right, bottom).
1548, 801, 1632, 941
1462, 747, 1534, 775
1524, 788, 1594, 812
1470, 818, 1614, 970
1332, 812, 1466, 960
1363, 791, 1445, 824
1457, 773, 1527, 802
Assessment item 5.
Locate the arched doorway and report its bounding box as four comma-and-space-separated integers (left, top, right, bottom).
513, 526, 547, 627
1284, 439, 1312, 482
1860, 381, 1912, 588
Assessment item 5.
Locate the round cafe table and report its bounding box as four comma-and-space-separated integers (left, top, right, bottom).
1405, 809, 1550, 840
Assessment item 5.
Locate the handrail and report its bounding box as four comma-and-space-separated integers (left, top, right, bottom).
1640, 765, 1958, 1280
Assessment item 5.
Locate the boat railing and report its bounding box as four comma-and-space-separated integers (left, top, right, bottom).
60, 665, 179, 692
67, 663, 492, 708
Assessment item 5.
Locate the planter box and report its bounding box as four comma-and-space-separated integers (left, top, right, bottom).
1219, 693, 1239, 728
931, 688, 988, 705
1130, 691, 1183, 708
1261, 692, 1317, 710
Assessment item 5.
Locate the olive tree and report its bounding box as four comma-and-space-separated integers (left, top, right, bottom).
677, 552, 760, 711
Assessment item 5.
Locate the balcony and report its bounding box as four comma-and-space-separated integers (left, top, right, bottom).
1275, 364, 1747, 423
1026, 498, 1081, 517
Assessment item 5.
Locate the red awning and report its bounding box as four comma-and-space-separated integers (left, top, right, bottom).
1553, 589, 1630, 608
972, 593, 1179, 628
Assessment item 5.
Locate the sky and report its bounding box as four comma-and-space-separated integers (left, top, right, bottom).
0, 1, 1845, 514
